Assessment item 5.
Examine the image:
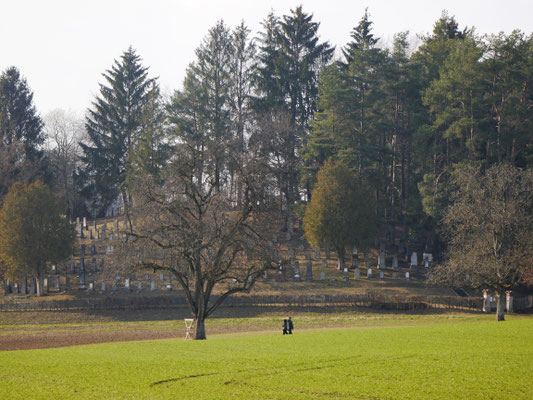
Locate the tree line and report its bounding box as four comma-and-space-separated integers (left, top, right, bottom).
2, 8, 532, 251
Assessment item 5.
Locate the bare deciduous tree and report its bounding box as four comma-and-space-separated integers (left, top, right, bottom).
432, 164, 533, 321
119, 146, 278, 339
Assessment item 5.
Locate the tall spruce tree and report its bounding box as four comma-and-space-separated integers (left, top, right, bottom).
0, 67, 46, 202
78, 47, 156, 216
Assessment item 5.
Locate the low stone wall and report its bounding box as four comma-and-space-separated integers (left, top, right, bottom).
0, 292, 497, 313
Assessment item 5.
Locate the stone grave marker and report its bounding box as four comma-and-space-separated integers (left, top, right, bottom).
137, 282, 143, 293
305, 261, 312, 281
286, 232, 292, 241
83, 217, 87, 229
299, 244, 304, 251
55, 277, 60, 291
159, 273, 164, 281
101, 282, 106, 292
322, 259, 327, 268
378, 250, 385, 270
379, 271, 384, 279
124, 278, 130, 292
410, 252, 418, 269
392, 256, 398, 269
150, 281, 156, 291
364, 252, 370, 267
367, 268, 372, 278
166, 282, 172, 291
405, 272, 410, 280
90, 244, 96, 255
293, 261, 301, 282
88, 282, 94, 291
289, 248, 295, 260
392, 272, 398, 279
51, 264, 57, 274
343, 268, 349, 281
506, 291, 514, 313
355, 269, 360, 279
320, 271, 325, 280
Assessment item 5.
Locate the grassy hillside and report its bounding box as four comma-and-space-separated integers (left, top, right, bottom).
1, 316, 531, 399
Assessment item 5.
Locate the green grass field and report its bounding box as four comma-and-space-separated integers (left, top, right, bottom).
1, 316, 532, 399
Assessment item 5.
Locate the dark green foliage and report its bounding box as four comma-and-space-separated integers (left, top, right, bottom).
78, 47, 156, 215
0, 67, 45, 161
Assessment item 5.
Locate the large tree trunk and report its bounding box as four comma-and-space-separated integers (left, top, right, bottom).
336, 246, 345, 271
195, 316, 206, 340
36, 275, 44, 297
496, 291, 505, 321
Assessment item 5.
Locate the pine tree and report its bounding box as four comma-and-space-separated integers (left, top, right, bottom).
78, 47, 156, 216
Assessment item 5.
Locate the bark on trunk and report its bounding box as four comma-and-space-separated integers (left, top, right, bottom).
36, 275, 44, 297
195, 317, 206, 340
336, 247, 345, 271
496, 292, 505, 321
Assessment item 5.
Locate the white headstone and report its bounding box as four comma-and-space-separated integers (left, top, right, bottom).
101, 282, 106, 292
367, 268, 372, 278
150, 281, 156, 291
125, 278, 130, 291
410, 252, 418, 267
379, 271, 384, 279
405, 272, 410, 280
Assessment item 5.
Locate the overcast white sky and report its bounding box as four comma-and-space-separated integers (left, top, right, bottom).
1, 0, 532, 117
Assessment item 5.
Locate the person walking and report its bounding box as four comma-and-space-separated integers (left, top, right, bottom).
282, 319, 288, 335
288, 317, 294, 334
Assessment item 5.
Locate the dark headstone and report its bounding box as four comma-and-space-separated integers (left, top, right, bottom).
305, 261, 313, 281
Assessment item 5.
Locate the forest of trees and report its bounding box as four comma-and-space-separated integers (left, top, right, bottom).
1, 7, 533, 259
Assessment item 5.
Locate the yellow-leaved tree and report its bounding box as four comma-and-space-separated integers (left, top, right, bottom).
0, 181, 76, 296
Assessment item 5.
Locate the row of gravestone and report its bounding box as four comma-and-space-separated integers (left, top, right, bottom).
75, 217, 135, 240
272, 259, 432, 282
284, 248, 433, 270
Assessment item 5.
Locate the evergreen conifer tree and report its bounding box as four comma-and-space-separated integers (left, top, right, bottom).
78, 47, 156, 215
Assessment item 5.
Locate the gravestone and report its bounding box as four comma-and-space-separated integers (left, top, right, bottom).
101, 282, 106, 292
289, 248, 295, 260
354, 269, 360, 279
299, 244, 304, 251
55, 277, 60, 291
305, 261, 313, 281
410, 252, 418, 269
286, 232, 292, 241
159, 273, 164, 281
305, 252, 310, 260
88, 282, 94, 291
351, 258, 357, 268
352, 248, 358, 258
392, 256, 399, 269
272, 234, 277, 243
137, 282, 142, 293
89, 229, 93, 240
378, 251, 385, 270
405, 272, 410, 280
343, 267, 349, 281
320, 271, 325, 280
124, 278, 130, 292
144, 274, 150, 281
263, 270, 268, 279
83, 217, 87, 229
43, 278, 48, 292
96, 229, 100, 240
482, 289, 491, 312
51, 264, 57, 274
392, 272, 398, 280
322, 259, 327, 268
166, 283, 172, 291
90, 244, 96, 255
506, 291, 513, 313
150, 281, 156, 292
379, 271, 384, 279
364, 252, 370, 267
367, 268, 372, 278
293, 261, 301, 282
